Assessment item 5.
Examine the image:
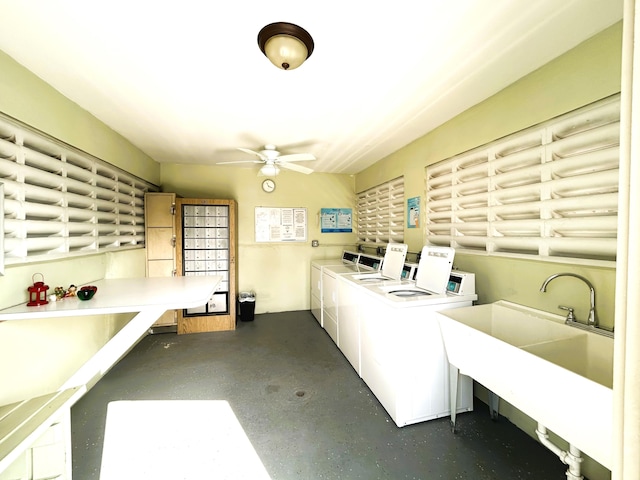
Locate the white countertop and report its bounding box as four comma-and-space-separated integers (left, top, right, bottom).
0, 276, 223, 476
0, 276, 221, 321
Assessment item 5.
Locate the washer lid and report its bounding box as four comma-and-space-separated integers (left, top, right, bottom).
415, 246, 455, 294
380, 243, 408, 280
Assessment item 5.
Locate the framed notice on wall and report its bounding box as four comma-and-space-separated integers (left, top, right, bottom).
255, 207, 307, 242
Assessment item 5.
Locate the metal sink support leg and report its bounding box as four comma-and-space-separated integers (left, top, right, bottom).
488, 390, 500, 420
449, 364, 459, 433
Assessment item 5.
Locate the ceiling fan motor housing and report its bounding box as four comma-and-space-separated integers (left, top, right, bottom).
261, 145, 281, 160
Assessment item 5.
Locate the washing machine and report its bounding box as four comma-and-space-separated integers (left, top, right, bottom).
358, 245, 477, 427
310, 250, 359, 325
367, 245, 476, 305
321, 252, 382, 345
343, 243, 408, 286
337, 244, 409, 375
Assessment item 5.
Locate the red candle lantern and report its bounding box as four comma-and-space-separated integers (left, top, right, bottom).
27, 273, 49, 306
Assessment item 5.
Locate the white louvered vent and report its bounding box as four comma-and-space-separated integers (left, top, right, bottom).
0, 113, 158, 269
357, 177, 405, 245
426, 94, 620, 264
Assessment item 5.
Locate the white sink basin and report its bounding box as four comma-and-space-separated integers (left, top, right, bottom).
437, 300, 614, 469
522, 333, 613, 389
441, 301, 583, 347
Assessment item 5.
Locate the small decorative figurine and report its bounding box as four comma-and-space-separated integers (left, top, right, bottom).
52, 285, 79, 300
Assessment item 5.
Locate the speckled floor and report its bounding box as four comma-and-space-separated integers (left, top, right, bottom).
71, 311, 566, 479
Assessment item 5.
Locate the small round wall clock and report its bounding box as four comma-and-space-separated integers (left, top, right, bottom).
262, 179, 276, 193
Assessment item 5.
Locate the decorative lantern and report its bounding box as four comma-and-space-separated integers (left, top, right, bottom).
27, 273, 49, 306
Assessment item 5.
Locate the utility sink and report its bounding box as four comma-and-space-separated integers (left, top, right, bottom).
442, 301, 583, 347
437, 301, 614, 469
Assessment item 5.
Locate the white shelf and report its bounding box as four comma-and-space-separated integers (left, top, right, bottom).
0, 388, 84, 475
0, 276, 221, 321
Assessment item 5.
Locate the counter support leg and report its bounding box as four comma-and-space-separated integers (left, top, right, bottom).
488, 390, 500, 420
449, 364, 459, 433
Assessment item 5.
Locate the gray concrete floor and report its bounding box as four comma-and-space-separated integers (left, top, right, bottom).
71, 311, 567, 479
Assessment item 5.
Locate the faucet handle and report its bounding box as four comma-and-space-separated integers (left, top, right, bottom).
558, 305, 575, 323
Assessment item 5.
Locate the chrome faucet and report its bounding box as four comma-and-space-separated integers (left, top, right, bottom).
539, 273, 597, 327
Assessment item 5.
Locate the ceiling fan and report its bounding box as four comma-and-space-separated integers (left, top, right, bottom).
216, 144, 316, 176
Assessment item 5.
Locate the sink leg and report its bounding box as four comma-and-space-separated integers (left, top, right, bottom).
449, 364, 459, 433
488, 390, 500, 421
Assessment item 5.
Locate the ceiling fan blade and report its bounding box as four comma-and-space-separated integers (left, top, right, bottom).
238, 147, 267, 161
278, 162, 314, 174
216, 160, 263, 165
277, 153, 316, 162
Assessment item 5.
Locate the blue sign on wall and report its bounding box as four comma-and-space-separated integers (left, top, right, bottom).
407, 196, 420, 228
321, 208, 352, 233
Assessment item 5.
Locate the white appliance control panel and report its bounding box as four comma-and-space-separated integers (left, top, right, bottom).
447, 271, 475, 296
357, 253, 383, 271
342, 250, 360, 264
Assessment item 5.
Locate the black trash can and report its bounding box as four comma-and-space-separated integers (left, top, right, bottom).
238, 291, 256, 322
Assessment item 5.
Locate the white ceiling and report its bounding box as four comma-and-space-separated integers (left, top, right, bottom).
0, 1, 623, 175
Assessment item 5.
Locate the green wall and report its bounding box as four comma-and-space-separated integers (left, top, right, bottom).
356, 22, 622, 331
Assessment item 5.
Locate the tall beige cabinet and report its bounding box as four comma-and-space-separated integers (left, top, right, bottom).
175, 198, 237, 334
144, 192, 178, 329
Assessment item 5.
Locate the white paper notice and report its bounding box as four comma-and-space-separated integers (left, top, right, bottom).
255, 207, 307, 242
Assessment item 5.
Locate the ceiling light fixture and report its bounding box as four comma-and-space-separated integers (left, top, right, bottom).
257, 22, 314, 71
260, 164, 280, 176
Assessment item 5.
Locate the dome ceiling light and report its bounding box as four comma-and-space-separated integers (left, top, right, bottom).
257, 22, 314, 71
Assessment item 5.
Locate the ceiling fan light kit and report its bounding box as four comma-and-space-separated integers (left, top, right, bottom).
258, 22, 314, 71
260, 164, 280, 177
